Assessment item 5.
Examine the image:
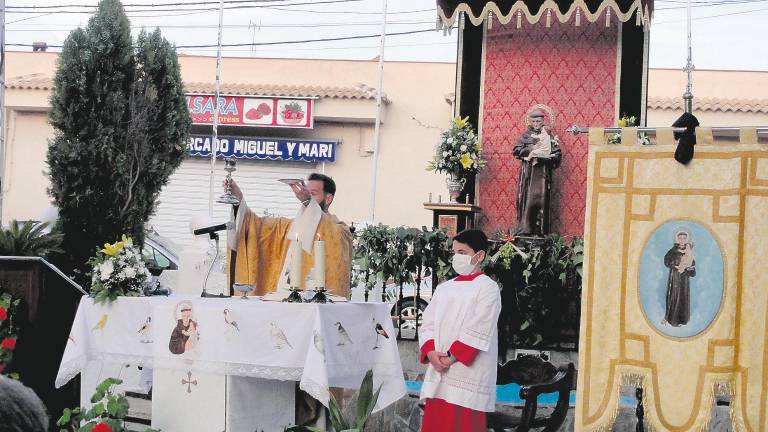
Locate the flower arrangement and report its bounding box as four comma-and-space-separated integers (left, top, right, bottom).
427, 116, 486, 177
88, 235, 151, 304
607, 115, 652, 145
0, 293, 20, 378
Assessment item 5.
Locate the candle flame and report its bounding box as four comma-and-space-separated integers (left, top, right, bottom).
316, 233, 322, 241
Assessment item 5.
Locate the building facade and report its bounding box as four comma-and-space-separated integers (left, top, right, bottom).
0, 52, 456, 247
1, 50, 766, 246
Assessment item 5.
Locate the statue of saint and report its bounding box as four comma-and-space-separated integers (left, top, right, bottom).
512, 109, 562, 236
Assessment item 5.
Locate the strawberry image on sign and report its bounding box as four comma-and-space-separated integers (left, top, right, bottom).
245, 108, 263, 120
257, 102, 271, 115
281, 102, 305, 124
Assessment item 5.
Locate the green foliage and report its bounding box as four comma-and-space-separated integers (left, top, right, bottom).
485, 232, 583, 348
352, 224, 452, 298
285, 369, 381, 432
57, 377, 160, 432
0, 220, 64, 257
47, 0, 190, 286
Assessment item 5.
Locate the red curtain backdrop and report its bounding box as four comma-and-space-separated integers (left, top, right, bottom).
479, 18, 619, 236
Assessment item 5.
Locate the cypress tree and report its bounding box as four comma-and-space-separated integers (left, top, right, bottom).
47, 0, 190, 284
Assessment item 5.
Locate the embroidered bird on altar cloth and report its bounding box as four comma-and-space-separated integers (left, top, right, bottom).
92, 314, 108, 331
270, 322, 293, 349
374, 322, 389, 350
334, 321, 353, 346
224, 309, 240, 332
313, 330, 325, 361
137, 316, 152, 343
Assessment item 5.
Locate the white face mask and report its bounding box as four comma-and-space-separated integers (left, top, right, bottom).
452, 252, 479, 276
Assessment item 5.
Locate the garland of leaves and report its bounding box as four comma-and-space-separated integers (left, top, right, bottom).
0, 292, 20, 378
485, 232, 584, 349
352, 225, 452, 302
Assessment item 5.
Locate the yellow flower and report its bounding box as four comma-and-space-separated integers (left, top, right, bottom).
459, 153, 473, 169
101, 240, 124, 256
617, 117, 628, 127
453, 116, 469, 129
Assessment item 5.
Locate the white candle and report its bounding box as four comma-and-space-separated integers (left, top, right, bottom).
314, 236, 326, 288
290, 235, 302, 288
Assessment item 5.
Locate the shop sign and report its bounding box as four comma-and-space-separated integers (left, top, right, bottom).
186, 94, 314, 129
188, 134, 335, 162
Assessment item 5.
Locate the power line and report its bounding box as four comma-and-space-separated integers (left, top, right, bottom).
6, 26, 444, 50
5, 19, 436, 31
6, 0, 337, 7
6, 0, 366, 14
654, 4, 768, 21
655, 0, 768, 10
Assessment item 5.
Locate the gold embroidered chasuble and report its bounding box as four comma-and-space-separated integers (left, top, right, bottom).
228, 201, 352, 298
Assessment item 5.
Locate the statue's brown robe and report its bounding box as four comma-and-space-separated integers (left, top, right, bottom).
229, 209, 353, 298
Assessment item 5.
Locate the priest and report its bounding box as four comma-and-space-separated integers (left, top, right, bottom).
226, 173, 352, 298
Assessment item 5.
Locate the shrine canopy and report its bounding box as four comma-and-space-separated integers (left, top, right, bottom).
436, 0, 654, 28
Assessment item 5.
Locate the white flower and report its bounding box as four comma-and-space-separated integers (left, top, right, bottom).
99, 260, 114, 281
460, 145, 467, 151
446, 137, 453, 144
442, 151, 449, 157
123, 267, 137, 278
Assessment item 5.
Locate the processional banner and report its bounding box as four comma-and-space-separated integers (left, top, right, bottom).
576, 128, 768, 431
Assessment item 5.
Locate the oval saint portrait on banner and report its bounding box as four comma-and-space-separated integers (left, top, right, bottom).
638, 220, 725, 338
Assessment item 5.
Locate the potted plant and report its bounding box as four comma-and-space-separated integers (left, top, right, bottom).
286, 369, 381, 432
426, 116, 485, 202
607, 115, 651, 145
0, 220, 63, 257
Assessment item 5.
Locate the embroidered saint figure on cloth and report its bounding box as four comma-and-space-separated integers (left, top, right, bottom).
169, 301, 199, 355
662, 229, 697, 327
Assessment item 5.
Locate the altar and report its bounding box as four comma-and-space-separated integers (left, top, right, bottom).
56, 295, 405, 431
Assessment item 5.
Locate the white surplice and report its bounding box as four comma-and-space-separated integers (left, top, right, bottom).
418, 274, 502, 412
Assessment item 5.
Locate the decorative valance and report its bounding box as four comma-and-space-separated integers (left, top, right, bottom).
436, 0, 653, 29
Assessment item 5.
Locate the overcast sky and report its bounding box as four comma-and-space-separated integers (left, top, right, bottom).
5, 0, 768, 70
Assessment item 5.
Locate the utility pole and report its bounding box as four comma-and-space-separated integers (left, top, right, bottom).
367, 0, 388, 222
209, 0, 225, 216
0, 0, 6, 223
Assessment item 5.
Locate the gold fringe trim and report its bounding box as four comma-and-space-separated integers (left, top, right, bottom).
585, 371, 748, 432
437, 0, 649, 30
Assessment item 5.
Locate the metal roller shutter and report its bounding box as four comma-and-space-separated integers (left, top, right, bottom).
149, 157, 317, 248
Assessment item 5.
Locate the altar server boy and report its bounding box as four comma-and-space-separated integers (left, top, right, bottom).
418, 229, 502, 432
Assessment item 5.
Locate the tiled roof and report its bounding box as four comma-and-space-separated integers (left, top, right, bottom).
6, 74, 52, 90
6, 74, 390, 103
184, 81, 389, 102
648, 97, 768, 114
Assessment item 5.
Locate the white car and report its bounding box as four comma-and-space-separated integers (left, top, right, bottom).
351, 276, 435, 333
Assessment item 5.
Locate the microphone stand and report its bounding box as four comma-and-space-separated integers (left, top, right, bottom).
201, 232, 230, 298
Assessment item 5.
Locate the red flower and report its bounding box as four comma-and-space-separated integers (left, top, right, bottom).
0, 307, 6, 321
1, 338, 16, 350
92, 423, 113, 432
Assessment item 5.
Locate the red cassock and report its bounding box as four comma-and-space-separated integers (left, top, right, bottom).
419, 337, 485, 432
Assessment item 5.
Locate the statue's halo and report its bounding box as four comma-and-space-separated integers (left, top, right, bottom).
524, 104, 557, 128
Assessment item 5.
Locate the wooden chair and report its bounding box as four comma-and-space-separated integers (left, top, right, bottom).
488, 357, 575, 432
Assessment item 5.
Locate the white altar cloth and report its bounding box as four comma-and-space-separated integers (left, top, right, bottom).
56, 295, 405, 411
